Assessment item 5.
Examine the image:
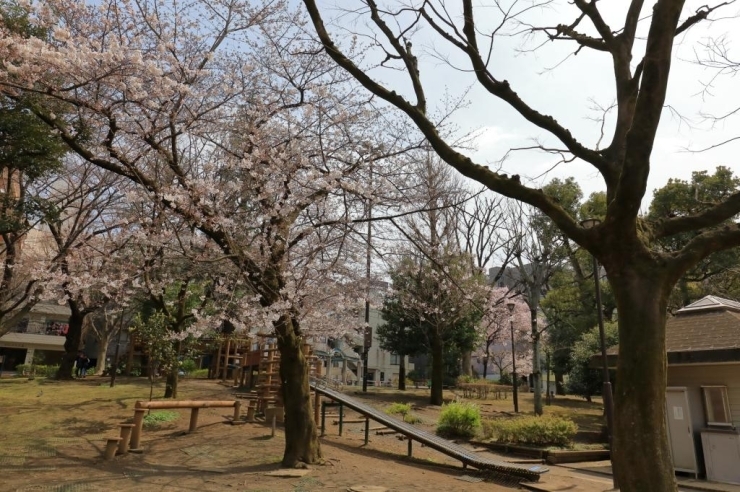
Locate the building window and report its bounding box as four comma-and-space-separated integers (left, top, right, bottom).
380, 371, 385, 381
702, 386, 733, 426
390, 353, 400, 365
332, 360, 339, 368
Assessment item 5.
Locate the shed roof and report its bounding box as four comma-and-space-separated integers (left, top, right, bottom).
599, 295, 740, 366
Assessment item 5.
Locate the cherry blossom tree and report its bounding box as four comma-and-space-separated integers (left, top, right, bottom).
479, 288, 531, 382
0, 0, 413, 465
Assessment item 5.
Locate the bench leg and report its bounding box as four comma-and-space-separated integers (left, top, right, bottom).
408, 439, 412, 457
364, 418, 369, 446
189, 408, 200, 432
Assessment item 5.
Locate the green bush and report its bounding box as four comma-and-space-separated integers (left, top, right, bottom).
186, 368, 209, 378
15, 364, 59, 377
482, 415, 578, 447
180, 359, 198, 374
436, 401, 481, 439
143, 411, 180, 429
386, 402, 422, 424
386, 402, 412, 416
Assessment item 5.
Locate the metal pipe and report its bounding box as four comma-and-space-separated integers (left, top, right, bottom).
592, 254, 618, 490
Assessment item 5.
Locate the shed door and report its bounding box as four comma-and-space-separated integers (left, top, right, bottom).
666, 387, 698, 475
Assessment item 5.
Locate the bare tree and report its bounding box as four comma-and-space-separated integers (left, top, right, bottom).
302, 1, 740, 488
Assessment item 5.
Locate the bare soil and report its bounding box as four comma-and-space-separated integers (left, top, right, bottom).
0, 376, 600, 492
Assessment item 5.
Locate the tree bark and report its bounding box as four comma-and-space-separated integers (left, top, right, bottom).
530, 305, 543, 416
430, 330, 444, 405
57, 305, 85, 380
164, 371, 178, 399
461, 351, 472, 377
276, 315, 321, 467
398, 355, 406, 390
95, 334, 110, 376
608, 262, 675, 491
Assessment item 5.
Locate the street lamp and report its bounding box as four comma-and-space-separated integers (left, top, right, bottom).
507, 301, 519, 413
580, 217, 617, 489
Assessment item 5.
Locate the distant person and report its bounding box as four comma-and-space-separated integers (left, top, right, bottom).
79, 353, 90, 378
75, 352, 84, 378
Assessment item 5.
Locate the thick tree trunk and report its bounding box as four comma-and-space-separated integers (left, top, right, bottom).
608, 263, 676, 491
276, 315, 321, 467
57, 306, 85, 380
461, 351, 472, 377
398, 355, 406, 390
430, 331, 444, 405
482, 358, 488, 380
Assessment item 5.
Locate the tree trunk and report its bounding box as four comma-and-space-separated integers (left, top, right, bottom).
461, 351, 472, 377
57, 305, 85, 380
398, 355, 406, 390
608, 263, 675, 491
164, 371, 178, 398
530, 305, 543, 416
555, 372, 565, 395
430, 331, 444, 405
164, 340, 181, 398
95, 334, 110, 376
482, 358, 488, 380
276, 315, 321, 467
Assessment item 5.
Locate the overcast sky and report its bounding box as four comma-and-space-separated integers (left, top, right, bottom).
317, 0, 740, 208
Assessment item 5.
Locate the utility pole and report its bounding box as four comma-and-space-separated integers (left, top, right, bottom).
362, 161, 373, 393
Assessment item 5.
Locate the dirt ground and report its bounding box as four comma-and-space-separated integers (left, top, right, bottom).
0, 376, 603, 492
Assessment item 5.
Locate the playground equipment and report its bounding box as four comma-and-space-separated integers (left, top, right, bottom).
309, 377, 547, 482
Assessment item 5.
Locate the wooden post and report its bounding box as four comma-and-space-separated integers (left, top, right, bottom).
222, 338, 231, 381
247, 402, 256, 422
338, 402, 343, 436
130, 408, 147, 450
189, 408, 200, 432
104, 438, 122, 460
407, 438, 412, 457
232, 401, 241, 423
271, 414, 276, 437
118, 424, 134, 454
364, 417, 369, 445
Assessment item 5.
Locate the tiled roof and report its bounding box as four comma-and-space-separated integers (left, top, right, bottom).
666, 309, 740, 352
605, 295, 740, 356
677, 295, 740, 313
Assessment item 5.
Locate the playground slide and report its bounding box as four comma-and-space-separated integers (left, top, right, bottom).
310, 380, 548, 482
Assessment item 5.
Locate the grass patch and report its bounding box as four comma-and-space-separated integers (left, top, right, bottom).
143, 411, 180, 428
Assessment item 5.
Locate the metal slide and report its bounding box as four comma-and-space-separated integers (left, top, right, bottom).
310, 380, 548, 482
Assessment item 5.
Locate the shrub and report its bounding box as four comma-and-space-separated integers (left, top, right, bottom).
15, 364, 59, 378
482, 416, 578, 447
386, 402, 422, 424
180, 359, 198, 374
386, 402, 412, 416
143, 411, 180, 429
436, 401, 481, 439
186, 368, 209, 379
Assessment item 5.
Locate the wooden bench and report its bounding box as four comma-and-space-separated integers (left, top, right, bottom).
129, 400, 241, 450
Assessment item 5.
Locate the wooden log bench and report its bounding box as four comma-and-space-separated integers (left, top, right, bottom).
104, 437, 122, 460
130, 400, 241, 451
